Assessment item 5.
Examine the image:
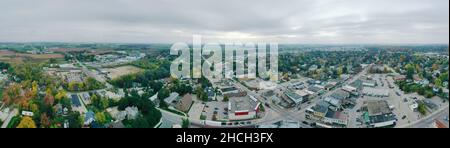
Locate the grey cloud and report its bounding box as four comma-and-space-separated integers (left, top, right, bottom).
0, 0, 448, 44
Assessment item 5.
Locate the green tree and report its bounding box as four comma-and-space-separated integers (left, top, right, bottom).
157, 88, 170, 100
95, 112, 107, 125
435, 79, 442, 88
68, 112, 82, 128
182, 118, 190, 128
223, 96, 229, 102
406, 64, 415, 80
418, 103, 427, 115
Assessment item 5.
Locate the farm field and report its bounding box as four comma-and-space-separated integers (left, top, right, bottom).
103, 65, 144, 79
0, 50, 64, 64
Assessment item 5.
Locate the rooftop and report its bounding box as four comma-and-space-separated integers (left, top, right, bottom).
331, 90, 350, 100
229, 96, 259, 113
71, 94, 81, 107
164, 92, 179, 104
366, 100, 392, 116
221, 87, 238, 93
284, 91, 303, 104
312, 101, 330, 114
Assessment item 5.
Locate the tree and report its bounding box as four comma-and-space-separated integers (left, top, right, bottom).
400, 55, 406, 63
16, 117, 37, 128
12, 63, 43, 82
31, 81, 38, 98
149, 81, 163, 92
40, 113, 51, 128
157, 88, 170, 100
435, 79, 442, 88
2, 84, 21, 105
68, 82, 77, 91
95, 112, 107, 125
182, 118, 190, 128
130, 116, 150, 128
44, 88, 55, 106
418, 103, 427, 115
406, 64, 415, 80
55, 89, 67, 101
415, 64, 421, 73
67, 112, 82, 128
432, 64, 439, 71
85, 77, 104, 90
223, 96, 229, 102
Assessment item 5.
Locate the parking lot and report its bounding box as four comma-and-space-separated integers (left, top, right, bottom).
356, 74, 449, 127
203, 101, 229, 121
188, 101, 205, 120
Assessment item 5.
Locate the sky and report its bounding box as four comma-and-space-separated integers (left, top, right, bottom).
0, 0, 448, 44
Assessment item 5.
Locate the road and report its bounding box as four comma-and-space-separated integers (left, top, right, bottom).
76, 59, 113, 89
400, 105, 449, 128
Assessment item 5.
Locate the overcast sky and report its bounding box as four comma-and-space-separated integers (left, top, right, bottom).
0, 0, 448, 44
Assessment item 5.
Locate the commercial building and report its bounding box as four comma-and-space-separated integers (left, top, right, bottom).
306, 101, 348, 127
342, 85, 357, 93
362, 87, 389, 97
282, 91, 304, 107
228, 96, 260, 121
363, 100, 397, 128
362, 80, 377, 87
220, 86, 247, 98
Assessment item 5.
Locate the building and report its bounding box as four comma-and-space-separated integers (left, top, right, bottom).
84, 111, 95, 126
71, 94, 82, 108
175, 94, 194, 112
282, 91, 304, 107
164, 92, 180, 105
431, 120, 448, 128
80, 93, 91, 105
342, 85, 357, 93
289, 81, 306, 90
309, 65, 318, 71
394, 75, 407, 81
323, 110, 348, 126
296, 90, 311, 101
306, 101, 348, 127
362, 80, 377, 87
228, 96, 260, 121
363, 101, 397, 128
362, 87, 389, 97
65, 70, 84, 83
324, 81, 338, 91
307, 85, 324, 95
220, 87, 247, 98
331, 90, 350, 100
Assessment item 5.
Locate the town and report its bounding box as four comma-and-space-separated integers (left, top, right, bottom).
0, 43, 448, 128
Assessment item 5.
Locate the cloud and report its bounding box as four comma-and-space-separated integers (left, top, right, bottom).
0, 0, 448, 44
